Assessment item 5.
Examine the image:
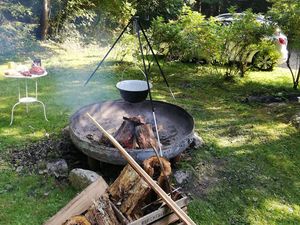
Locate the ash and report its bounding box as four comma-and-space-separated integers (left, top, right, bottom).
8, 129, 88, 174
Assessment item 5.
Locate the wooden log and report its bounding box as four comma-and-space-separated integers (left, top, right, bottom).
112, 116, 146, 148
63, 216, 91, 225
128, 197, 189, 225
113, 119, 136, 148
135, 124, 159, 149
123, 115, 145, 125
143, 156, 172, 193
85, 193, 120, 225
108, 164, 151, 219
87, 113, 197, 225
44, 177, 108, 225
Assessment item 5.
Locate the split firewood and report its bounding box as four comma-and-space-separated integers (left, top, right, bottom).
108, 164, 151, 220
112, 116, 145, 148
123, 115, 145, 125
63, 215, 91, 225
84, 193, 120, 225
143, 156, 172, 193
135, 124, 159, 149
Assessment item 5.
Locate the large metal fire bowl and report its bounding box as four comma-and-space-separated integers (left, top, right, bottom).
69, 100, 194, 165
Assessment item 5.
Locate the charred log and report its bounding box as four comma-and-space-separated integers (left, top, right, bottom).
135, 124, 159, 149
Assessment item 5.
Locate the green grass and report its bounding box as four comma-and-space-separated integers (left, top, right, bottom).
0, 42, 300, 224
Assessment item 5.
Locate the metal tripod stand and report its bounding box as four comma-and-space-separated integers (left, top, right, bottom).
84, 16, 175, 156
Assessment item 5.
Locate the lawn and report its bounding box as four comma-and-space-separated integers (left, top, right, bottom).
0, 42, 300, 225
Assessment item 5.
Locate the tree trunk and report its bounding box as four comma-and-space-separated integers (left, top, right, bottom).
196, 0, 202, 13
41, 0, 50, 40
286, 50, 299, 90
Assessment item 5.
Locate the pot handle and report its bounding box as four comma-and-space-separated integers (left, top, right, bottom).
120, 65, 147, 80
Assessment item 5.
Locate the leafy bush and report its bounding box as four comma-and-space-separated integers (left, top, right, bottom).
214, 10, 280, 78
151, 6, 220, 63
151, 7, 280, 79
0, 2, 42, 61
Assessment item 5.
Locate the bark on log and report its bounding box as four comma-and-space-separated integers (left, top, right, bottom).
113, 120, 136, 148
135, 124, 159, 149
143, 156, 172, 193
113, 116, 145, 148
108, 165, 151, 220
84, 193, 120, 225
63, 215, 91, 225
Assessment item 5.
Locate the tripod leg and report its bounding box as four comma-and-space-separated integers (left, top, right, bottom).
84, 17, 133, 86
138, 21, 175, 100
137, 28, 163, 157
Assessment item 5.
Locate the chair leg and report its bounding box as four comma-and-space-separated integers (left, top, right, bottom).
36, 100, 49, 121
10, 102, 21, 126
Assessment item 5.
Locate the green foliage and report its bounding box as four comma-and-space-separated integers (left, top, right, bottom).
0, 44, 300, 224
268, 0, 300, 89
151, 8, 280, 78
113, 33, 139, 62
215, 10, 279, 78
135, 0, 184, 22
0, 2, 41, 61
151, 6, 219, 62
268, 0, 300, 50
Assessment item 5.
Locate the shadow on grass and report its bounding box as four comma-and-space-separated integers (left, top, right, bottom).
0, 58, 299, 224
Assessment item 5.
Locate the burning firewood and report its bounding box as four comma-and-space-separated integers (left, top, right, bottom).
135, 124, 159, 149
113, 116, 145, 148
103, 115, 160, 150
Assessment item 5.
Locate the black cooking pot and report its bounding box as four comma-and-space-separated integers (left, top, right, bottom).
116, 80, 152, 103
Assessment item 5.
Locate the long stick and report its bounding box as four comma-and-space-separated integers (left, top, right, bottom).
86, 113, 196, 225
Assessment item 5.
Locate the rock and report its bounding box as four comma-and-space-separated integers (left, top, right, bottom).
243, 95, 282, 103
69, 168, 100, 190
16, 166, 23, 173
173, 170, 191, 184
291, 113, 300, 130
62, 126, 70, 137
267, 102, 287, 107
190, 132, 204, 149
47, 159, 68, 178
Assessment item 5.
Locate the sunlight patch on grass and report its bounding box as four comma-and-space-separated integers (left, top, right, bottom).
252, 123, 290, 141
264, 200, 297, 215
217, 135, 250, 148
246, 199, 300, 225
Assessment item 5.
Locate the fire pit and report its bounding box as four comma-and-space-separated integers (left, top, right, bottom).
69, 100, 194, 165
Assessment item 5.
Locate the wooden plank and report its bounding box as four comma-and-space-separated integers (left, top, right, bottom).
44, 177, 108, 225
128, 197, 188, 225
151, 207, 187, 225
87, 113, 197, 225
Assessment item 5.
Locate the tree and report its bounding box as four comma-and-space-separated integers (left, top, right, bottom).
268, 0, 300, 89
189, 0, 271, 17
41, 0, 50, 40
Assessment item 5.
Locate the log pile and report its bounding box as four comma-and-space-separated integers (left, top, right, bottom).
61, 157, 184, 225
